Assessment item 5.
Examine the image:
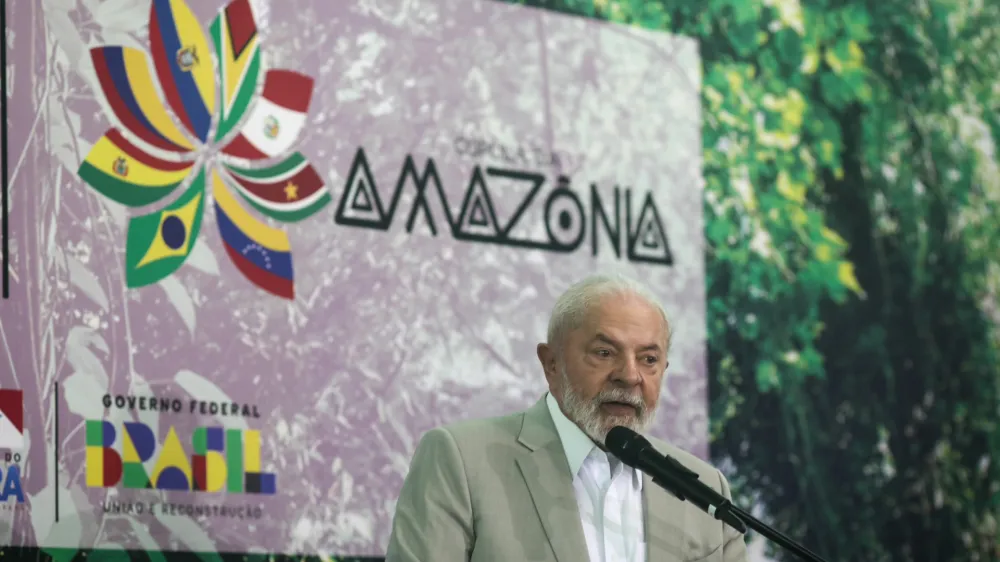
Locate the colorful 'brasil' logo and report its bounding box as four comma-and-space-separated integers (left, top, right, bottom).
77, 0, 331, 300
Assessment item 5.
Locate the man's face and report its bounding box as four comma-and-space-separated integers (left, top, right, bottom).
537, 292, 669, 443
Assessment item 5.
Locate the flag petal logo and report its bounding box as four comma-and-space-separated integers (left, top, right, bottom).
224, 153, 331, 223
211, 0, 261, 143
78, 0, 329, 301
149, 0, 216, 142
125, 169, 207, 287
90, 47, 195, 155
214, 170, 295, 299
221, 70, 314, 161
79, 128, 195, 208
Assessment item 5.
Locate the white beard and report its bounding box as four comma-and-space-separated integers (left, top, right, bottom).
557, 366, 656, 444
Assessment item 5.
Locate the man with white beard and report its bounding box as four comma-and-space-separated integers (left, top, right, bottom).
386, 274, 748, 562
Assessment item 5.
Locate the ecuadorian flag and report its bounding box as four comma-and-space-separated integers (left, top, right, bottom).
149, 0, 216, 142
124, 169, 206, 287
212, 171, 295, 299
78, 129, 194, 208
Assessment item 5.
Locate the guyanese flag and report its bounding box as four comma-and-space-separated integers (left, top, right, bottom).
223, 152, 331, 223
210, 0, 261, 143
124, 168, 206, 287
78, 128, 194, 208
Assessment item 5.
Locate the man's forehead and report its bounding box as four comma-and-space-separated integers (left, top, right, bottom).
584, 296, 668, 328
589, 330, 666, 349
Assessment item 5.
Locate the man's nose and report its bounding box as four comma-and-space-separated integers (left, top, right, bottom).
612, 356, 642, 386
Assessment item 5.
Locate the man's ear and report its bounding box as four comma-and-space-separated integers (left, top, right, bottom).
536, 343, 558, 385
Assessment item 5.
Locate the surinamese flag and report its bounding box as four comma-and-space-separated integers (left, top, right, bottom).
224, 152, 330, 223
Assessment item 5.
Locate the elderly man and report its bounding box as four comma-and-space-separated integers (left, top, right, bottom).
386, 274, 747, 562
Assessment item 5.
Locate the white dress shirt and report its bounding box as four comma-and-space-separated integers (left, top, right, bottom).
546, 392, 646, 562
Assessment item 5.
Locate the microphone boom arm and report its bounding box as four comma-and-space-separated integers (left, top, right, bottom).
650, 468, 829, 562
655, 465, 832, 562
729, 504, 829, 562
604, 426, 830, 562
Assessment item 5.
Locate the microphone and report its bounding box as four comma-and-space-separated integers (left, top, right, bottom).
605, 426, 747, 534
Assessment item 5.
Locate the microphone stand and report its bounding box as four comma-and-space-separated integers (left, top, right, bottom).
606, 426, 831, 562
726, 504, 829, 562
651, 466, 829, 562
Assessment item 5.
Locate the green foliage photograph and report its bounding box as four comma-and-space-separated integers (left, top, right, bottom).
513, 0, 1000, 560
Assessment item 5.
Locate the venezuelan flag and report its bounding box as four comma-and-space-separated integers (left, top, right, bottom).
211, 0, 261, 143
149, 0, 216, 142
124, 168, 206, 288
224, 152, 331, 223
90, 47, 194, 154
78, 129, 193, 208
213, 171, 295, 299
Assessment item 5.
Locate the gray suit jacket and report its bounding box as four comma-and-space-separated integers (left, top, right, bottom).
386, 397, 748, 562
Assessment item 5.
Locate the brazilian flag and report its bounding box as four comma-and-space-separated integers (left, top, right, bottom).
124, 169, 206, 287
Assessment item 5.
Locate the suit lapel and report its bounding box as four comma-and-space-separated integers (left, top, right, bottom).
514, 397, 692, 562
515, 398, 590, 562
642, 468, 691, 562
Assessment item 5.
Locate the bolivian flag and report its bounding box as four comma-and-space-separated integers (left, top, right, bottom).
221, 70, 314, 161
224, 153, 331, 223
124, 169, 206, 288
78, 129, 194, 208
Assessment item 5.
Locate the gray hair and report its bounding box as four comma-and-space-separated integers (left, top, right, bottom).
545, 274, 671, 352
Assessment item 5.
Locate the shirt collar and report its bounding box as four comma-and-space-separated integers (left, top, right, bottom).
545, 392, 598, 477
545, 392, 644, 489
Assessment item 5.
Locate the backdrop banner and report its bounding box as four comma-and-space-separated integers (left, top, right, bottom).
0, 0, 705, 557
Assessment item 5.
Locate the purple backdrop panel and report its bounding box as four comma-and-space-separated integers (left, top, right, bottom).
0, 0, 703, 555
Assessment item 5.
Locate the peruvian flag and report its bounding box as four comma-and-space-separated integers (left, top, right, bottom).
222, 69, 314, 161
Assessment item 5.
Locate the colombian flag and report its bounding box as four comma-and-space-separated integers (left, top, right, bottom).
90, 47, 195, 154
124, 169, 206, 288
224, 153, 331, 223
78, 129, 193, 208
212, 171, 295, 299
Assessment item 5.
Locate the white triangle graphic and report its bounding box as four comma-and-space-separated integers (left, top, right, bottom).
630, 197, 671, 262
338, 150, 386, 225
342, 177, 384, 222
458, 170, 499, 237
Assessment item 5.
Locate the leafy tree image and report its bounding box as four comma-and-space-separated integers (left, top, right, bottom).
510, 0, 1000, 560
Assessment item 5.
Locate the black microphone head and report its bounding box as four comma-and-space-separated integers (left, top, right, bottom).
605, 426, 651, 465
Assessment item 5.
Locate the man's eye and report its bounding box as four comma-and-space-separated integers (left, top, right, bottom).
643, 356, 659, 364
594, 349, 612, 357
